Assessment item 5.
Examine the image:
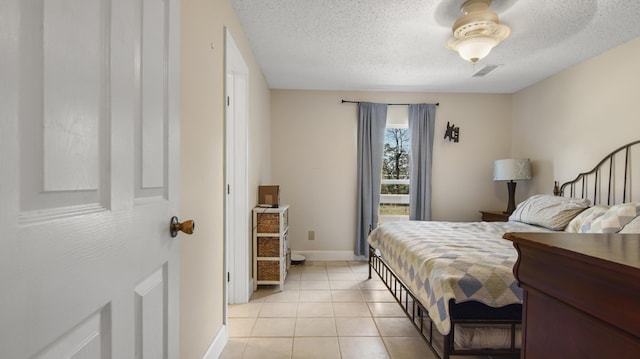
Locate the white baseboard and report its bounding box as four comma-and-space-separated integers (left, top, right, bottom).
203, 324, 227, 359
291, 250, 367, 262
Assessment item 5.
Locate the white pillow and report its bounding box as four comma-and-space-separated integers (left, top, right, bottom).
619, 215, 640, 233
564, 205, 609, 233
509, 194, 590, 231
586, 202, 640, 233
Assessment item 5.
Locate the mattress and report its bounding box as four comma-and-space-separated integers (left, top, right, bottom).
367, 220, 552, 335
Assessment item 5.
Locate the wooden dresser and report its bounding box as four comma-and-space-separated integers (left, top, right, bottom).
503, 232, 640, 359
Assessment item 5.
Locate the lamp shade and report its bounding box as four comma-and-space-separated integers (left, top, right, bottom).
493, 159, 531, 181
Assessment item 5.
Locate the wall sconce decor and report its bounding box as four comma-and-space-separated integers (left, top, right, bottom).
444, 121, 460, 142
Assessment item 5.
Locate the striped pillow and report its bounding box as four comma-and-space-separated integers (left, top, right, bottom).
585, 202, 640, 233
509, 194, 590, 231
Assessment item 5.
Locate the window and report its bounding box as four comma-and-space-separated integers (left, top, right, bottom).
379, 107, 409, 223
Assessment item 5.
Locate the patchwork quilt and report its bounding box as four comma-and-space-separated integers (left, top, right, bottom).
368, 220, 552, 334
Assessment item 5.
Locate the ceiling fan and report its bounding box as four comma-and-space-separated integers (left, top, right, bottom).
446, 0, 511, 63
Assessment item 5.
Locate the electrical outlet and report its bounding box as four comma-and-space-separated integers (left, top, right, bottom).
308, 230, 315, 240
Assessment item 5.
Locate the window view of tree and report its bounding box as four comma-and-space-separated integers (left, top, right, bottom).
382, 128, 410, 181
380, 128, 410, 218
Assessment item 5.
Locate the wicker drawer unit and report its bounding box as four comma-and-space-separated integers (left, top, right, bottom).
253, 205, 289, 290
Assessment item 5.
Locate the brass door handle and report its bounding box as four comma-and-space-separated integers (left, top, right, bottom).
170, 216, 195, 237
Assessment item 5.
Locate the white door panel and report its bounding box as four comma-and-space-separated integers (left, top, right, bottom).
32, 309, 109, 359
140, 0, 167, 190
135, 268, 166, 359
0, 0, 180, 357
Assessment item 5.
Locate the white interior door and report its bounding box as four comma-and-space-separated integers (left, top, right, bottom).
0, 0, 180, 358
225, 28, 251, 305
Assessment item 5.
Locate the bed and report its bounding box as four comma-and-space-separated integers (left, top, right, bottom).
367, 139, 640, 359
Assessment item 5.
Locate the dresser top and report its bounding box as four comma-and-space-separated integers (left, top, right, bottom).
253, 204, 289, 212
503, 232, 640, 271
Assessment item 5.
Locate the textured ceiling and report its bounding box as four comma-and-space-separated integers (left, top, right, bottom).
231, 0, 640, 93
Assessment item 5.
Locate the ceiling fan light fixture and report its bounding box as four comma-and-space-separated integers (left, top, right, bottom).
451, 35, 498, 63
446, 0, 511, 63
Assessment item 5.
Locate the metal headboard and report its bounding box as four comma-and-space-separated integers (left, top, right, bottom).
553, 140, 640, 205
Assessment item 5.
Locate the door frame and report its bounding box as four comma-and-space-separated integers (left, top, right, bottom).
224, 27, 251, 306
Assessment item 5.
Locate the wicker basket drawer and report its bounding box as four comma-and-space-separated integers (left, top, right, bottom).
257, 237, 280, 257
257, 260, 281, 281
257, 213, 280, 233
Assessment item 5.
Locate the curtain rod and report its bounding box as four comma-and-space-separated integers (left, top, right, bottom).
341, 100, 439, 106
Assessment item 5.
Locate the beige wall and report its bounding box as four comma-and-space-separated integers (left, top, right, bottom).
180, 0, 271, 357
271, 90, 512, 255
512, 36, 640, 199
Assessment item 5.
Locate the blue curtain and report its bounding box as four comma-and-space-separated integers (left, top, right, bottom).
408, 104, 436, 221
356, 102, 387, 256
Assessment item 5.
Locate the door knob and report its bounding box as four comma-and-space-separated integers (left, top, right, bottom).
170, 216, 195, 237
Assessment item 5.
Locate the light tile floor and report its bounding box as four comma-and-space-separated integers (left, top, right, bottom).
221, 261, 500, 359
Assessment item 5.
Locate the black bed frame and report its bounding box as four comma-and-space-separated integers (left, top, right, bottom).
553, 139, 640, 203
368, 247, 520, 359
369, 139, 640, 359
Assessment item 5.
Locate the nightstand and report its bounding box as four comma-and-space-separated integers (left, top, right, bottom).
480, 210, 510, 222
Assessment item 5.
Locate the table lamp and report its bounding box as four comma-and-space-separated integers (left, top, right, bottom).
493, 159, 531, 214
